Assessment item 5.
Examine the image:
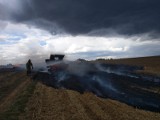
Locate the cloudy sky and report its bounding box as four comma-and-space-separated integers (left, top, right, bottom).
0, 0, 160, 64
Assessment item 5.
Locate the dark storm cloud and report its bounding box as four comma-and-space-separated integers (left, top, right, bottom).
2, 0, 160, 36
0, 3, 8, 20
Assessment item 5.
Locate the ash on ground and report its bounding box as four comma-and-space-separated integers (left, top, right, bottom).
33, 54, 160, 112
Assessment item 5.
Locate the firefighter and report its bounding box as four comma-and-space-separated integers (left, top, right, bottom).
26, 59, 33, 76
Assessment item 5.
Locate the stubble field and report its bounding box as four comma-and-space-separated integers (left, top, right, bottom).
0, 56, 160, 120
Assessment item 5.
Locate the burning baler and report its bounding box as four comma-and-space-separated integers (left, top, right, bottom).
45, 54, 68, 73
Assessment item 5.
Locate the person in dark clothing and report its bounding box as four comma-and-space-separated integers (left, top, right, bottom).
26, 59, 33, 76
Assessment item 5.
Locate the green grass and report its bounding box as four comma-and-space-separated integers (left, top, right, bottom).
0, 81, 37, 120
0, 75, 27, 101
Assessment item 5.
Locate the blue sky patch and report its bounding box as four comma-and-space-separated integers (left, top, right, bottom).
39, 41, 47, 46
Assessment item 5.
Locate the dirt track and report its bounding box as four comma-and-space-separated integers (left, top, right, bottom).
21, 82, 160, 120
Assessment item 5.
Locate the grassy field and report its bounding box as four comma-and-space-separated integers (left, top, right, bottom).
0, 56, 160, 120
0, 72, 37, 120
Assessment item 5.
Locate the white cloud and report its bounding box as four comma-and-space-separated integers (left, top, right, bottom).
0, 21, 160, 65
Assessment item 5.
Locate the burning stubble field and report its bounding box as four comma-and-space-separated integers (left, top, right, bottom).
0, 56, 160, 120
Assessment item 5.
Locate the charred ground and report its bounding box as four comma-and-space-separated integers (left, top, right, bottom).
0, 56, 160, 120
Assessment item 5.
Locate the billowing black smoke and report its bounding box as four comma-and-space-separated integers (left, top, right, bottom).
34, 61, 160, 112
